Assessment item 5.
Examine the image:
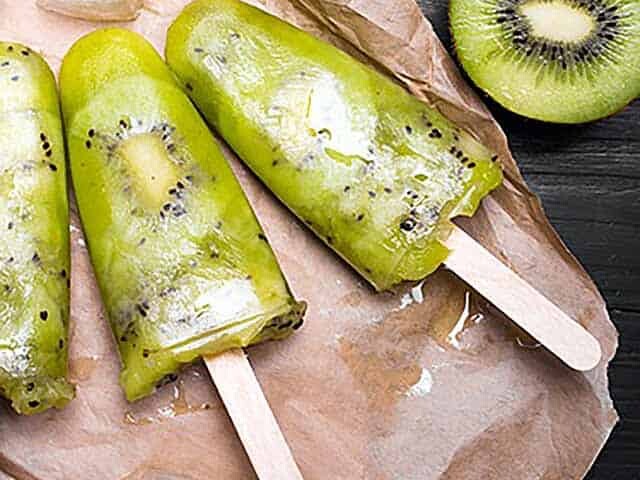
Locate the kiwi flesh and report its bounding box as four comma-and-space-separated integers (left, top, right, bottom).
60, 29, 305, 401
0, 42, 74, 414
450, 0, 640, 123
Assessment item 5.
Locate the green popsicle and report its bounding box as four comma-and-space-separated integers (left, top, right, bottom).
0, 42, 74, 414
166, 0, 504, 291
60, 29, 305, 402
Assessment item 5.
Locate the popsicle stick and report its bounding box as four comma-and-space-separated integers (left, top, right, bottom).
444, 226, 602, 371
204, 349, 304, 480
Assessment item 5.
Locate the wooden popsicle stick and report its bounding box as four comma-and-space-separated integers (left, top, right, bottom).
204, 349, 304, 480
444, 226, 602, 371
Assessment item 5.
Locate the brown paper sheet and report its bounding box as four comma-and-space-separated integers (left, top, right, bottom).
0, 1, 618, 479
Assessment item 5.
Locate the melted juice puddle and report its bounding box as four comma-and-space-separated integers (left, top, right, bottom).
416, 270, 541, 350
124, 379, 212, 426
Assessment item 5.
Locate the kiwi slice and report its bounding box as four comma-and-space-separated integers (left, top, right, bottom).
60, 29, 305, 401
450, 0, 640, 123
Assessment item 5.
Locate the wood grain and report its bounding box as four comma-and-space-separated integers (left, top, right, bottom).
205, 349, 304, 480
415, 0, 640, 476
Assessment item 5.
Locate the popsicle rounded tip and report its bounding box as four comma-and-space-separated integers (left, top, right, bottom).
565, 332, 602, 372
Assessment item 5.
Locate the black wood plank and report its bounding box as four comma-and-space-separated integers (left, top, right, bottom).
415, 0, 640, 478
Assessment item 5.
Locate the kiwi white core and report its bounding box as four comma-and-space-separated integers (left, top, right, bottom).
520, 1, 595, 42
118, 133, 178, 209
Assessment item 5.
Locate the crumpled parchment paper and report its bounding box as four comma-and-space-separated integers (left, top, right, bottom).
0, 1, 618, 479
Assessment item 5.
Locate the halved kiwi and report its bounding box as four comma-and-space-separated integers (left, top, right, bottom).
450, 0, 640, 123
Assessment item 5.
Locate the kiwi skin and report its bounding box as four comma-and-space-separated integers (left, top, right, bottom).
449, 0, 640, 124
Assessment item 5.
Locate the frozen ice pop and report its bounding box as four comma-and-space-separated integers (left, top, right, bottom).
59, 29, 306, 401
0, 42, 74, 414
166, 0, 602, 373
165, 0, 504, 292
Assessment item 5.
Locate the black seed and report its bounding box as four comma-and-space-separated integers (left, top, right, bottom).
40, 310, 48, 321
356, 213, 365, 221
272, 159, 279, 166
26, 382, 34, 392
368, 191, 376, 198
461, 157, 469, 163
7, 222, 13, 230
46, 150, 52, 157
40, 133, 46, 141
344, 185, 351, 192
48, 163, 57, 172
138, 237, 146, 246
85, 140, 92, 149
60, 269, 67, 278
497, 16, 507, 23
7, 46, 13, 51
405, 125, 413, 134
143, 349, 150, 358
11, 75, 19, 81
491, 155, 498, 162
4, 285, 10, 292
456, 151, 463, 159
28, 400, 40, 408
185, 82, 193, 91
137, 304, 147, 317
230, 32, 241, 40
292, 319, 304, 330
177, 181, 185, 189
216, 55, 227, 64
468, 162, 477, 168
0, 61, 9, 67
32, 252, 40, 263
163, 203, 172, 211
88, 129, 95, 137
120, 335, 127, 342
59, 339, 64, 349
119, 119, 128, 129
258, 233, 267, 241
194, 47, 204, 53
42, 141, 50, 150
384, 187, 392, 193
21, 50, 29, 56
400, 218, 417, 232
168, 188, 177, 195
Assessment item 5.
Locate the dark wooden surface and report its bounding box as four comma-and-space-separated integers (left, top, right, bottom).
417, 0, 640, 478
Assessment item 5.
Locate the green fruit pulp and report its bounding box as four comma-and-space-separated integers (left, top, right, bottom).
60, 29, 305, 402
450, 0, 640, 123
166, 0, 503, 291
0, 42, 74, 414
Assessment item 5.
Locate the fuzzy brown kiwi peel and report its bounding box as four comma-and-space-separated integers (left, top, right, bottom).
450, 0, 640, 123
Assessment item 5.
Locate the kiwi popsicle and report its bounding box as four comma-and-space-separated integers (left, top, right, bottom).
0, 42, 74, 414
165, 0, 504, 292
60, 29, 306, 402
